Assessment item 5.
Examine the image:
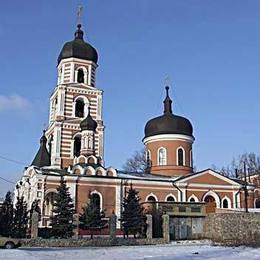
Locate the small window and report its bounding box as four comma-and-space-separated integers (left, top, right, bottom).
158, 148, 167, 166
223, 199, 228, 208
177, 148, 184, 166
77, 69, 84, 83
166, 196, 175, 202
190, 198, 195, 202
74, 136, 81, 157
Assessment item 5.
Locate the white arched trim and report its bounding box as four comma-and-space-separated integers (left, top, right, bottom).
72, 95, 89, 117
188, 194, 199, 202
222, 196, 232, 209
202, 190, 221, 208
145, 193, 158, 202
72, 165, 84, 175
176, 146, 185, 166
95, 167, 106, 176
45, 189, 58, 196
106, 167, 117, 177
157, 147, 167, 166
72, 132, 82, 139
77, 155, 87, 163
165, 193, 177, 202
90, 190, 103, 210
74, 66, 88, 84
87, 155, 98, 164
84, 166, 95, 176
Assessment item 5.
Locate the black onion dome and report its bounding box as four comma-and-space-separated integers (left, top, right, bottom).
144, 87, 193, 138
58, 24, 98, 64
80, 108, 97, 131
31, 130, 51, 168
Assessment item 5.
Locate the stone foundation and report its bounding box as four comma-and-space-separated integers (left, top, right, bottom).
204, 213, 260, 245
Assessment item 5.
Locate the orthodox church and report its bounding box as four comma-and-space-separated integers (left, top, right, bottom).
15, 21, 260, 228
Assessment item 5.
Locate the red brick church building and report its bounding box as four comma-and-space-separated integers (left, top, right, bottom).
15, 21, 260, 228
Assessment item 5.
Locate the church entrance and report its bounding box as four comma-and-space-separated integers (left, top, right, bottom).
204, 195, 216, 213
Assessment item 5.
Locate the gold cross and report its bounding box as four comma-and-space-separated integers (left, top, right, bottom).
164, 75, 172, 87
77, 5, 84, 25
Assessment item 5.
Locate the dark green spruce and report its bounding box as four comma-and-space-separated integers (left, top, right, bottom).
0, 191, 13, 237
51, 177, 74, 238
79, 193, 105, 239
11, 196, 28, 238
121, 184, 145, 238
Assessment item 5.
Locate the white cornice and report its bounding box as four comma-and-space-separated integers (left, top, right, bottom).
143, 134, 195, 145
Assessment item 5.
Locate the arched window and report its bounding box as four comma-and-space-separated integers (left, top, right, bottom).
146, 150, 151, 167
75, 99, 85, 118
74, 136, 81, 157
77, 69, 84, 83
147, 195, 156, 202
222, 199, 228, 208
92, 193, 101, 210
158, 148, 167, 166
190, 198, 195, 202
166, 196, 175, 202
177, 148, 184, 166
48, 135, 53, 157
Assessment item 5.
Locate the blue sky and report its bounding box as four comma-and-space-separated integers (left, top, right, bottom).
0, 0, 260, 196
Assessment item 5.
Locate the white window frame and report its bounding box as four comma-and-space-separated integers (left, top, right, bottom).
158, 147, 167, 166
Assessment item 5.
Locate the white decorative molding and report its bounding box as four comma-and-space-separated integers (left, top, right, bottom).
202, 190, 221, 208
157, 147, 167, 166
145, 193, 158, 202
165, 193, 177, 202
188, 194, 199, 202
143, 134, 195, 145
90, 190, 103, 210
222, 195, 232, 209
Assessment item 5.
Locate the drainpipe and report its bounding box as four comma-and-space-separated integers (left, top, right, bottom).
172, 181, 183, 202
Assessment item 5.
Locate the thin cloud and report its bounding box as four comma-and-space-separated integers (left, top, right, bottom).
0, 95, 31, 112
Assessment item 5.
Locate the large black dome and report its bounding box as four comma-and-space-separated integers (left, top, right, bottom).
144, 87, 193, 139
58, 24, 98, 64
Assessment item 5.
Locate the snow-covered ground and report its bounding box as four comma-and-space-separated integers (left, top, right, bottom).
0, 243, 260, 260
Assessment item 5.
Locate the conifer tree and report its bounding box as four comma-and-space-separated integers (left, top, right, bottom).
79, 193, 105, 239
11, 196, 28, 238
51, 176, 74, 238
0, 191, 13, 237
121, 184, 145, 238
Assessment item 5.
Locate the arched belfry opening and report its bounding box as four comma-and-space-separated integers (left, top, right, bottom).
77, 69, 84, 83
75, 99, 85, 118
92, 193, 101, 210
74, 136, 81, 157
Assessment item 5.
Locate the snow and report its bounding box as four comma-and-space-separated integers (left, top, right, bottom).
0, 243, 260, 260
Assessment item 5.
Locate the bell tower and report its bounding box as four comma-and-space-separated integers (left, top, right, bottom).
45, 22, 104, 169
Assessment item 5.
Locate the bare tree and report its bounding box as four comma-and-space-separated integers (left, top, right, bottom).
122, 149, 147, 173
215, 152, 260, 178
